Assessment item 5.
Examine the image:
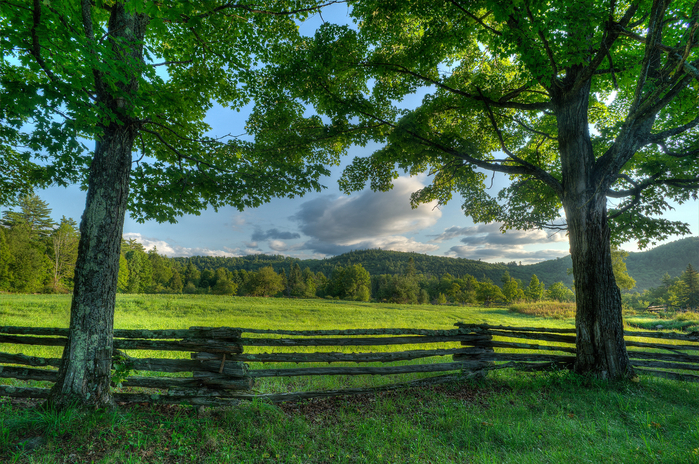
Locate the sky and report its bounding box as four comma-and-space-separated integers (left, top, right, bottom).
23, 5, 699, 264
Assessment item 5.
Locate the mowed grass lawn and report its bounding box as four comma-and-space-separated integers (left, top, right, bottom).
1, 294, 699, 463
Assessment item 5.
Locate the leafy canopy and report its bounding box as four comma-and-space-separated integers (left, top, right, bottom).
0, 0, 343, 219
258, 0, 699, 246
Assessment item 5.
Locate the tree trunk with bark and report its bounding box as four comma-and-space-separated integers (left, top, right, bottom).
48, 5, 149, 408
555, 75, 634, 379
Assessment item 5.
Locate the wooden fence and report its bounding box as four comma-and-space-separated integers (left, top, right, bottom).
1, 323, 698, 405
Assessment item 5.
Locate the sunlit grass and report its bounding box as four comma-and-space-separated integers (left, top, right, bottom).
2, 295, 699, 462
2, 294, 697, 393
508, 301, 577, 319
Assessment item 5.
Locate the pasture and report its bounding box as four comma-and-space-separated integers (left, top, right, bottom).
1, 294, 699, 463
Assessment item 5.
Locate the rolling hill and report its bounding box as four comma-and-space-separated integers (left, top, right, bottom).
176, 236, 698, 292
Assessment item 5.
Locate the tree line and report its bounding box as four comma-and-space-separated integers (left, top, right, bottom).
3, 195, 579, 304
7, 194, 698, 310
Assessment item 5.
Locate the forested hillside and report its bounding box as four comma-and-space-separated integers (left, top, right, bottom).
625, 237, 699, 291
175, 238, 698, 293
2, 194, 695, 298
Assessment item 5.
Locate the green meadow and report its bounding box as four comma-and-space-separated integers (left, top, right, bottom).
2, 294, 699, 463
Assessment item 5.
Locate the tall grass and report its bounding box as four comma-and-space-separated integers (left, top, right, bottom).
508, 302, 577, 319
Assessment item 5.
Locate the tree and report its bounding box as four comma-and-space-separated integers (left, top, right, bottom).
266, 0, 699, 378
525, 275, 546, 302
501, 271, 525, 302
50, 216, 79, 292
547, 282, 576, 303
2, 0, 338, 407
681, 264, 699, 309
246, 266, 284, 297
117, 253, 129, 294
1, 194, 56, 239
611, 248, 636, 291
0, 228, 11, 290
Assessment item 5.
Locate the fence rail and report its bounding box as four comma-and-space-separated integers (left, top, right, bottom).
1, 323, 698, 405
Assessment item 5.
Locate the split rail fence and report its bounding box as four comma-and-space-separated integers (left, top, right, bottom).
1, 323, 698, 405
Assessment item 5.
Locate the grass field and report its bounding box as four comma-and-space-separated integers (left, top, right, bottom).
2, 294, 699, 463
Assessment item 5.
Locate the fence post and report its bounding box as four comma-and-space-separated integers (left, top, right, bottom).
453, 325, 495, 378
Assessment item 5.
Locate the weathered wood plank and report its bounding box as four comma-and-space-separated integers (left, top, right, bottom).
631, 360, 699, 372
480, 331, 576, 344
0, 366, 57, 382
0, 326, 69, 337
625, 340, 699, 351
233, 328, 474, 336
624, 330, 699, 342
0, 335, 242, 352
627, 350, 699, 363
124, 358, 248, 376
455, 323, 577, 334
113, 339, 243, 353
241, 335, 490, 347
485, 340, 577, 353
0, 352, 61, 367
114, 372, 479, 405
0, 326, 242, 340
635, 368, 699, 383
248, 361, 487, 378
454, 353, 575, 363
0, 334, 66, 346
121, 376, 253, 391
194, 348, 489, 364
0, 385, 50, 398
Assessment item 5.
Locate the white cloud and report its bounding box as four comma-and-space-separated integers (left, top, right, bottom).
122, 233, 241, 258
268, 239, 288, 252
432, 222, 569, 264
292, 176, 441, 255
447, 245, 568, 264
432, 222, 567, 245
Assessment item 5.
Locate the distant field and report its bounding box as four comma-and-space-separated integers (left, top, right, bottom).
0, 293, 577, 330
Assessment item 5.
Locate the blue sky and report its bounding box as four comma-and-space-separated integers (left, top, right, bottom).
26, 6, 699, 263
36, 150, 698, 264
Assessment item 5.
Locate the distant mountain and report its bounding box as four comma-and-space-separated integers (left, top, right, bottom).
624, 236, 699, 291
176, 236, 698, 292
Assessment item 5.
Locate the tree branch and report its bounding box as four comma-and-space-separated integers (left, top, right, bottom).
358, 61, 552, 111
81, 0, 104, 94
524, 0, 558, 79
447, 0, 502, 36
568, 2, 639, 95
184, 0, 345, 21
614, 24, 699, 82
150, 59, 194, 67
30, 0, 57, 82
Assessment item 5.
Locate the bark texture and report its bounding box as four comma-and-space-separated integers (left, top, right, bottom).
555, 73, 633, 379
48, 4, 149, 408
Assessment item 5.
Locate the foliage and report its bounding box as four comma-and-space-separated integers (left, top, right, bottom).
244, 266, 285, 297
525, 275, 546, 302
546, 282, 576, 303
611, 248, 636, 291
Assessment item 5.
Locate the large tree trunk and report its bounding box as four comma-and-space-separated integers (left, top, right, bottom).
48, 5, 148, 408
47, 122, 135, 408
555, 75, 634, 380
564, 198, 633, 379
